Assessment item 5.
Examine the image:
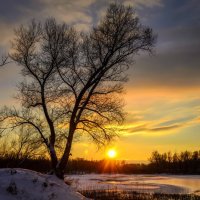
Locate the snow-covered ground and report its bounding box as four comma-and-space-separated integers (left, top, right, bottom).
1, 169, 199, 200
0, 168, 88, 200
66, 174, 200, 195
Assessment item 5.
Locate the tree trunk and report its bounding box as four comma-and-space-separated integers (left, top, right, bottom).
55, 127, 75, 179
49, 147, 58, 170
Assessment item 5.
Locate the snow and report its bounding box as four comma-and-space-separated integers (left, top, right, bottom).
67, 173, 200, 195
0, 168, 88, 200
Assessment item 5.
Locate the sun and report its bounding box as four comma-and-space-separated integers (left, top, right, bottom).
107, 149, 117, 158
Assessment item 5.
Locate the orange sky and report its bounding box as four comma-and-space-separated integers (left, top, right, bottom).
70, 86, 200, 162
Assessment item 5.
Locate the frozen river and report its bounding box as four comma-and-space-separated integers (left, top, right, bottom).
66, 174, 200, 195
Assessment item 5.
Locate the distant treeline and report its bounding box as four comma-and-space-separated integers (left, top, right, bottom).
0, 150, 199, 174
0, 156, 51, 173
148, 150, 200, 174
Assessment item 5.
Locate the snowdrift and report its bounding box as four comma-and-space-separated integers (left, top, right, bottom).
0, 168, 88, 200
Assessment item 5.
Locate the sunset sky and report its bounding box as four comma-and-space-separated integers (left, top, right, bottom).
0, 0, 200, 162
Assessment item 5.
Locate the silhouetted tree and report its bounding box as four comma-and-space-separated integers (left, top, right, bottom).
0, 55, 9, 67
0, 127, 44, 160
0, 55, 10, 137
55, 3, 156, 178
0, 19, 74, 171
0, 3, 156, 178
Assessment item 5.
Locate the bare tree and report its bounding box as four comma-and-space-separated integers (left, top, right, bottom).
2, 19, 75, 171
0, 108, 49, 157
0, 55, 9, 67
1, 3, 156, 178
55, 3, 156, 177
0, 127, 44, 160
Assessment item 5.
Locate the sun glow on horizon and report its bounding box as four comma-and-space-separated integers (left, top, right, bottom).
107, 149, 117, 158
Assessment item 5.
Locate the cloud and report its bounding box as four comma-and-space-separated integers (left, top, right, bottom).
120, 96, 200, 136
120, 122, 182, 135
123, 0, 163, 8
0, 0, 98, 56
149, 124, 182, 132
128, 25, 200, 88
125, 0, 200, 89
39, 0, 94, 24
0, 22, 14, 50
121, 119, 191, 136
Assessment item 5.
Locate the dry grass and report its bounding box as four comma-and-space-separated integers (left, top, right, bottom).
79, 189, 200, 200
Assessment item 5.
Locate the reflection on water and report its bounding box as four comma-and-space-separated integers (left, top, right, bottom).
66, 174, 200, 195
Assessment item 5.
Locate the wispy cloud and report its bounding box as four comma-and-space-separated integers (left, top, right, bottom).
120, 117, 197, 136
120, 95, 200, 136
123, 0, 163, 8
39, 0, 94, 24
